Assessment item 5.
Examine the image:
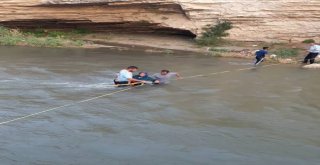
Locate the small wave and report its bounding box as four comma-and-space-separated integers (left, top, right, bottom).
30, 82, 116, 89
0, 80, 15, 83
65, 83, 116, 89
39, 82, 70, 85
17, 67, 54, 74
286, 87, 303, 93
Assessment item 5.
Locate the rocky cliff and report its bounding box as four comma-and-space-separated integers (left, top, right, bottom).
1, 0, 319, 42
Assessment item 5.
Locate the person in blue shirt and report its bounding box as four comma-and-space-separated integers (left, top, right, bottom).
255, 47, 269, 65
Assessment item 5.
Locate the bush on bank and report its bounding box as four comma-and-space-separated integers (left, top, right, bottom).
0, 26, 86, 47
196, 20, 233, 46
271, 48, 299, 58
302, 39, 315, 44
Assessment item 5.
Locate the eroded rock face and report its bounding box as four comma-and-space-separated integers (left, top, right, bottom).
1, 0, 320, 41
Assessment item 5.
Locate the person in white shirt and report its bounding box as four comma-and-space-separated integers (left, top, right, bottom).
114, 66, 146, 85
303, 43, 319, 64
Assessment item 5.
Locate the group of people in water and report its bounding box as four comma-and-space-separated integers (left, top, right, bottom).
115, 42, 319, 86
114, 66, 181, 86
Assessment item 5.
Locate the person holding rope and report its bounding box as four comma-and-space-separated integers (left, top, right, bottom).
254, 47, 269, 66
152, 69, 181, 84
114, 66, 147, 86
303, 42, 319, 64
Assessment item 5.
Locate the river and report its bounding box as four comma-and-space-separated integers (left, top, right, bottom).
0, 46, 319, 165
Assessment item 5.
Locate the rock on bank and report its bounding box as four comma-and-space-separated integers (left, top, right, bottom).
1, 0, 320, 42
303, 64, 320, 69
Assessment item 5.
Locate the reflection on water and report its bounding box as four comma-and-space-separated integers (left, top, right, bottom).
0, 46, 320, 165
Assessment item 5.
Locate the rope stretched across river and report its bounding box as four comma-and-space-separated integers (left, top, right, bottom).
0, 63, 279, 126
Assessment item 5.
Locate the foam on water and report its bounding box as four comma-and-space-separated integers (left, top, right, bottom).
65, 82, 116, 89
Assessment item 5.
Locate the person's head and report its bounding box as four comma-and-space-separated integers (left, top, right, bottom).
160, 69, 170, 75
138, 72, 147, 77
263, 47, 269, 50
127, 66, 138, 72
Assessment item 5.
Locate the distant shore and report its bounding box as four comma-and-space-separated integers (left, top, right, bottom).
0, 26, 316, 64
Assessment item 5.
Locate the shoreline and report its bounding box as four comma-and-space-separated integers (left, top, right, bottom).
82, 33, 315, 65
0, 26, 317, 65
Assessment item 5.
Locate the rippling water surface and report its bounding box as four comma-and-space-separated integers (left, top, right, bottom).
0, 46, 319, 165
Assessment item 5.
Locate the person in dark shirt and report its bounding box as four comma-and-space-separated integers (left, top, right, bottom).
255, 47, 269, 65
133, 72, 160, 84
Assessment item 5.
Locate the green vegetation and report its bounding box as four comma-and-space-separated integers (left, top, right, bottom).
71, 28, 91, 35
209, 48, 229, 52
207, 48, 229, 57
164, 49, 174, 54
0, 26, 87, 47
24, 28, 91, 38
272, 48, 299, 58
302, 39, 315, 44
196, 20, 233, 46
207, 52, 223, 57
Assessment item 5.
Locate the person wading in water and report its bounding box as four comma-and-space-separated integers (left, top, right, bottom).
114, 66, 146, 86
133, 72, 160, 84
152, 70, 181, 84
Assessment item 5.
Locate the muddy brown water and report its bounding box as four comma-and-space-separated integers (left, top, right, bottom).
0, 46, 319, 165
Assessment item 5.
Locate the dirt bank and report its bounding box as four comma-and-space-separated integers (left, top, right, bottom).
81, 33, 313, 64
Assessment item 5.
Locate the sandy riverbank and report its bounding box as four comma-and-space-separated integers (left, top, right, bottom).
81, 33, 317, 65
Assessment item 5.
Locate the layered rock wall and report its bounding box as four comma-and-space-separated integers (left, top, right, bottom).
1, 0, 320, 42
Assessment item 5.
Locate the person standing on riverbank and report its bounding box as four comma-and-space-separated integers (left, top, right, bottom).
114, 66, 146, 85
303, 43, 319, 64
152, 70, 181, 84
254, 47, 269, 65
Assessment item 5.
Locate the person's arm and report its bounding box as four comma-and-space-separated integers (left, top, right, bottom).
128, 78, 147, 84
151, 74, 159, 80
125, 73, 146, 84
150, 74, 160, 84
175, 73, 182, 79
307, 46, 311, 52
169, 72, 182, 79
145, 76, 156, 82
263, 51, 268, 58
151, 73, 157, 78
